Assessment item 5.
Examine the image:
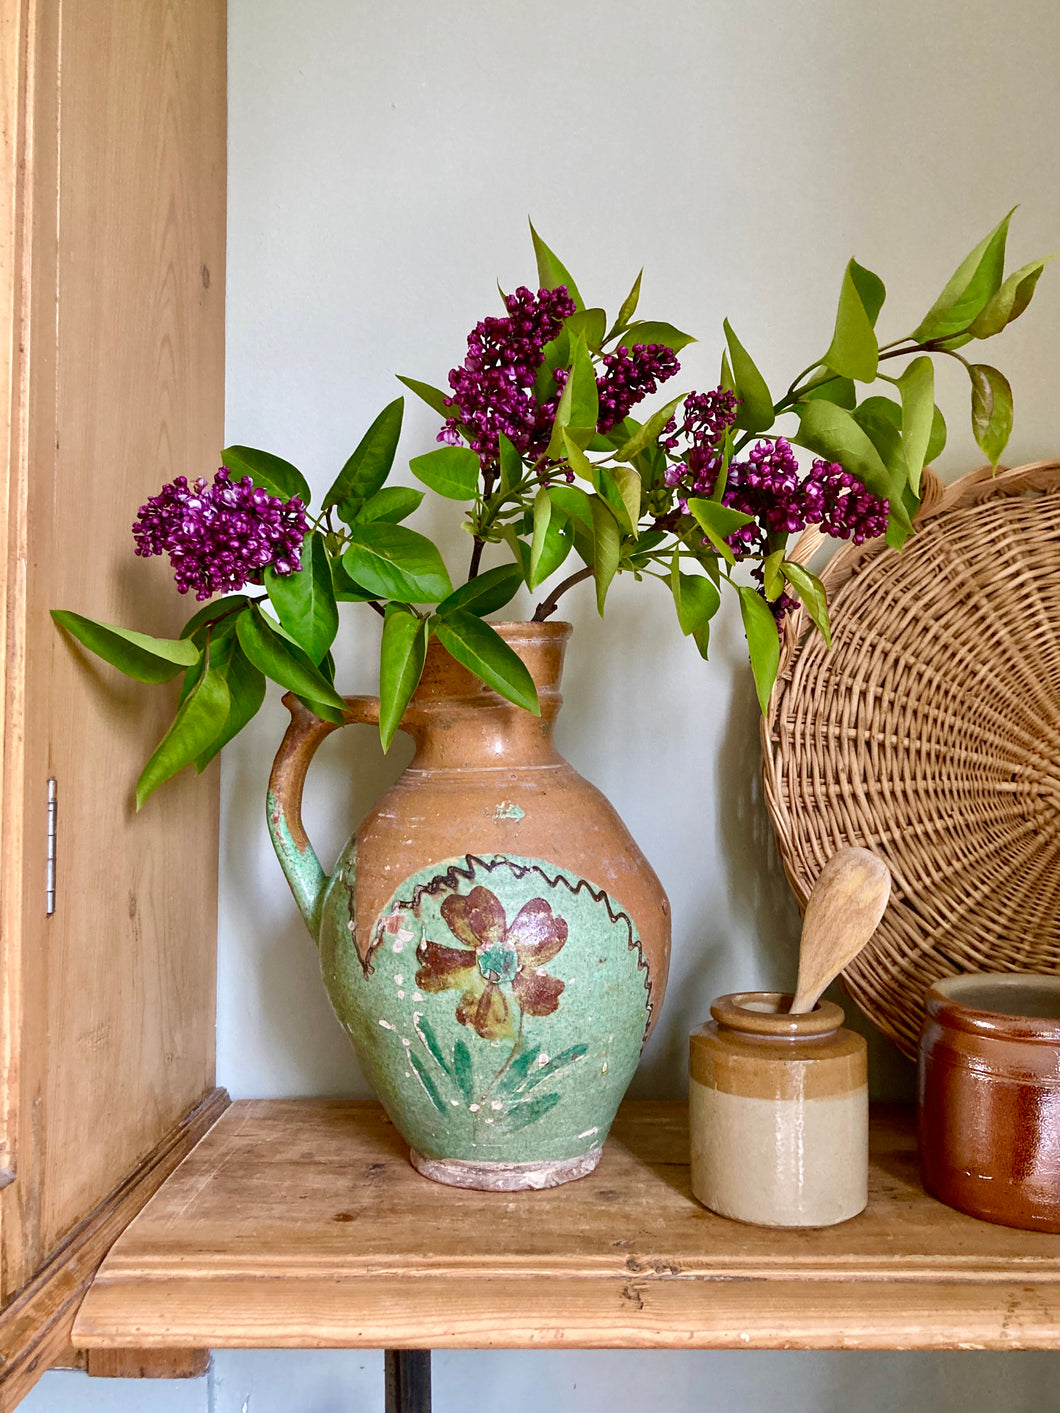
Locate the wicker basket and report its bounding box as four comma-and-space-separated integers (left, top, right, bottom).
762, 460, 1060, 1058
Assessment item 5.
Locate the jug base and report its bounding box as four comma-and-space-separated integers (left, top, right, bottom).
409, 1145, 602, 1191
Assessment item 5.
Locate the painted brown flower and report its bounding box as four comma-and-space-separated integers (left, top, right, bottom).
415, 885, 568, 1041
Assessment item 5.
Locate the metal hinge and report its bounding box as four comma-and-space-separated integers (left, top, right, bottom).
46, 777, 57, 916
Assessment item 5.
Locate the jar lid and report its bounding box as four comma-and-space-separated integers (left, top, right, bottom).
709, 991, 845, 1037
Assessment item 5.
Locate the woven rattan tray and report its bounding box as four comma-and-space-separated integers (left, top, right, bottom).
762, 460, 1060, 1058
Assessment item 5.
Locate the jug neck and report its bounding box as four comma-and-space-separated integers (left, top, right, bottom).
401, 620, 571, 771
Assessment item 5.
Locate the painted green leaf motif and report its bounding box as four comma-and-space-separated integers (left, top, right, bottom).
912, 209, 1014, 341
409, 445, 481, 500
194, 640, 267, 771
51, 611, 200, 683
737, 584, 781, 716
529, 219, 584, 309
413, 1015, 451, 1077
436, 563, 523, 618
781, 562, 832, 649
723, 319, 774, 433
431, 609, 540, 715
265, 533, 339, 665
221, 445, 310, 504
589, 496, 621, 616
897, 356, 935, 494
408, 1050, 447, 1115
497, 1044, 543, 1094
347, 486, 425, 525
614, 320, 696, 354
497, 1091, 562, 1133
342, 524, 453, 604
521, 1043, 589, 1093
235, 607, 348, 712
968, 255, 1054, 339
451, 1039, 474, 1102
395, 375, 455, 421
823, 259, 880, 382
135, 660, 230, 809
378, 605, 428, 752
322, 397, 404, 512
969, 363, 1013, 469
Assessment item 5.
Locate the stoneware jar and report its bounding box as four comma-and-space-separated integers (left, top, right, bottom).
918, 972, 1060, 1231
267, 621, 670, 1191
689, 991, 868, 1227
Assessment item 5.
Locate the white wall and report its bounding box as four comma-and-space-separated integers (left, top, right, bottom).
26, 0, 1060, 1408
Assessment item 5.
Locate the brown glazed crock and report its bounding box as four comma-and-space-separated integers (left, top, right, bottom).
918, 973, 1060, 1231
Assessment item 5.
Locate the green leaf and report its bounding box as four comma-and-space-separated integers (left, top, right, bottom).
221, 446, 310, 504
801, 374, 857, 409
913, 209, 1015, 341
265, 533, 338, 665
614, 320, 696, 354
321, 398, 403, 512
969, 363, 1013, 468
235, 607, 349, 711
610, 465, 642, 538
848, 259, 886, 326
531, 510, 573, 587
395, 375, 454, 420
781, 562, 832, 648
431, 609, 539, 714
614, 394, 684, 462
342, 524, 453, 604
592, 465, 633, 535
497, 433, 523, 494
926, 403, 947, 465
968, 254, 1055, 339
723, 319, 774, 432
795, 399, 899, 510
547, 483, 593, 531
135, 660, 230, 808
529, 487, 552, 588
823, 259, 880, 382
686, 497, 755, 568
436, 563, 523, 617
720, 350, 736, 397
179, 594, 251, 642
548, 333, 598, 457
737, 585, 780, 715
669, 550, 721, 635
762, 548, 785, 601
346, 485, 424, 525
194, 640, 267, 771
408, 445, 481, 500
563, 307, 606, 352
378, 605, 429, 751
606, 269, 642, 340
529, 219, 583, 309
330, 556, 378, 602
897, 356, 935, 495
51, 611, 200, 683
561, 430, 595, 483
589, 496, 621, 616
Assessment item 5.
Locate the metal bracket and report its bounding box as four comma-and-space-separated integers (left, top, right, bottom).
46, 778, 57, 916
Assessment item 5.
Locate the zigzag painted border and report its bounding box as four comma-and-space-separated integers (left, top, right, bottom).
366, 853, 654, 1041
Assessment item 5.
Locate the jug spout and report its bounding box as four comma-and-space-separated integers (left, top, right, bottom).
267, 692, 381, 943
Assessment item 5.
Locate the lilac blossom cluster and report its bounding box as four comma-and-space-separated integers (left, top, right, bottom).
597, 344, 681, 433
663, 387, 739, 498
440, 285, 577, 465
133, 469, 308, 601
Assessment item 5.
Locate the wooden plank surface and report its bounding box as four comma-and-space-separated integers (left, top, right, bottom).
73, 1100, 1060, 1351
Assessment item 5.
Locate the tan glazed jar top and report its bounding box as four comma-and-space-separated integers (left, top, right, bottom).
925, 973, 1060, 1045
710, 991, 846, 1039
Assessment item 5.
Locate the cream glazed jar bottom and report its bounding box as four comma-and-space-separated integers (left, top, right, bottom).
689, 991, 868, 1227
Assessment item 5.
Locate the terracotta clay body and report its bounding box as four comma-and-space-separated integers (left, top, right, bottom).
919, 973, 1060, 1231
689, 992, 868, 1227
267, 622, 670, 1189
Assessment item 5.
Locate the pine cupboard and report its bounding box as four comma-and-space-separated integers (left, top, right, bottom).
0, 0, 227, 1405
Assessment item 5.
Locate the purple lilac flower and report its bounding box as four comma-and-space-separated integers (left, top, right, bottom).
440, 285, 577, 466
663, 388, 739, 505
596, 344, 681, 433
133, 469, 308, 601
803, 459, 890, 544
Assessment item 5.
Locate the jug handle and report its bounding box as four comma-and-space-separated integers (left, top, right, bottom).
267, 690, 381, 943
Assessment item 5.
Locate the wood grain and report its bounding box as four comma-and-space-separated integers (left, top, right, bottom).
85, 1348, 209, 1380
2, 0, 226, 1309
0, 1089, 226, 1413
73, 1100, 1060, 1352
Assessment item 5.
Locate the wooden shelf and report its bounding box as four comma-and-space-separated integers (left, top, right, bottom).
72, 1101, 1060, 1352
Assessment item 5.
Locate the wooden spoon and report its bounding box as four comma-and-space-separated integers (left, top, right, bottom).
789, 847, 892, 1014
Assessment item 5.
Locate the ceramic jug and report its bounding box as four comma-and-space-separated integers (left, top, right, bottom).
267, 621, 670, 1190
